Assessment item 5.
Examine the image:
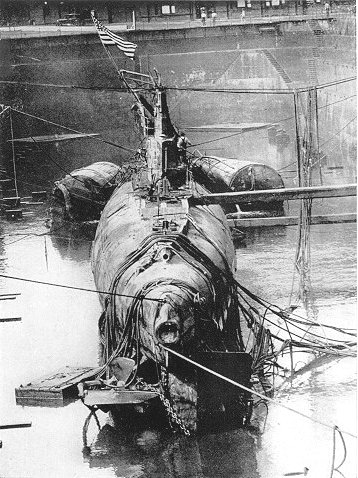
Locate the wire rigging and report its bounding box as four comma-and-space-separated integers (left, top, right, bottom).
1, 75, 355, 95
11, 107, 137, 153
0, 273, 166, 303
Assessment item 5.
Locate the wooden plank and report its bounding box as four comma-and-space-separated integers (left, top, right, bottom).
0, 423, 32, 430
21, 201, 44, 206
31, 191, 47, 201
192, 184, 357, 205
5, 209, 23, 219
0, 317, 22, 322
228, 212, 357, 228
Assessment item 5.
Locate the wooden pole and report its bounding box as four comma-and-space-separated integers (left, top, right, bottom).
0, 317, 22, 322
293, 90, 302, 187
0, 423, 31, 429
9, 108, 19, 198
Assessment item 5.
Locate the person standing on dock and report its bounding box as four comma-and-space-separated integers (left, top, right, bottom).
324, 1, 330, 16
200, 7, 207, 26
241, 9, 246, 21
211, 11, 217, 26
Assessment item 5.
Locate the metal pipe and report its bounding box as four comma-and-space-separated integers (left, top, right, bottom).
192, 183, 357, 205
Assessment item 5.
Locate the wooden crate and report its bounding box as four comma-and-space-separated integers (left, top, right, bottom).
15, 366, 101, 406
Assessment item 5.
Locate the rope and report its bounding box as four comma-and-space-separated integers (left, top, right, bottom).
330, 426, 348, 478
82, 409, 101, 453
161, 346, 357, 439
0, 273, 165, 303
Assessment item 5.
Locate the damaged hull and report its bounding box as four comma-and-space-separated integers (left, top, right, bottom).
52, 161, 123, 221
91, 179, 252, 431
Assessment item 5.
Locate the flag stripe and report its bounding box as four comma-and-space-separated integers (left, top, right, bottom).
92, 14, 137, 59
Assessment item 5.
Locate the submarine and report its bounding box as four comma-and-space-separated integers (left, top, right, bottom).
88, 71, 256, 433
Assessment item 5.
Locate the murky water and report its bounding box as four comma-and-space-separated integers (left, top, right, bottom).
1, 28, 356, 477
0, 204, 356, 478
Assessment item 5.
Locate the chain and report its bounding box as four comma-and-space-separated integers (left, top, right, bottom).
159, 366, 191, 436
134, 367, 191, 436
133, 377, 158, 393
158, 390, 191, 436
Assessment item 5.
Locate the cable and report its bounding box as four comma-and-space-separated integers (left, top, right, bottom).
9, 111, 133, 210
167, 76, 356, 94
190, 92, 356, 150
1, 76, 355, 96
3, 222, 70, 247
161, 345, 357, 439
11, 108, 136, 153
0, 273, 165, 303
11, 110, 96, 189
5, 88, 355, 157
234, 282, 356, 345
0, 79, 126, 92
318, 115, 357, 149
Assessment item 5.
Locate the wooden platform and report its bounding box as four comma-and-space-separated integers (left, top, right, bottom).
15, 366, 101, 406
83, 389, 159, 408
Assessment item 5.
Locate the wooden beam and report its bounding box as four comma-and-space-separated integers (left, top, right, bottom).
192, 184, 357, 205
0, 317, 22, 322
228, 212, 357, 228
0, 423, 32, 430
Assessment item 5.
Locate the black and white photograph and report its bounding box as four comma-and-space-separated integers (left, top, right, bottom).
0, 1, 356, 477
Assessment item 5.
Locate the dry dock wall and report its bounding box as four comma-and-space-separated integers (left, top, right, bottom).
0, 18, 355, 191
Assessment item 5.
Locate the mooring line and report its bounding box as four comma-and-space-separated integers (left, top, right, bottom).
0, 273, 165, 303
161, 345, 357, 439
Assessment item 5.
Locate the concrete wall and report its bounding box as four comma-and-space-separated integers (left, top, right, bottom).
0, 0, 355, 26
0, 22, 355, 192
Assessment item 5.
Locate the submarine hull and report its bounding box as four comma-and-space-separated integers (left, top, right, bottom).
91, 179, 251, 431
52, 161, 123, 221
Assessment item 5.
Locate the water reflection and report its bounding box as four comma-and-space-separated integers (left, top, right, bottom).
48, 220, 97, 261
84, 424, 260, 478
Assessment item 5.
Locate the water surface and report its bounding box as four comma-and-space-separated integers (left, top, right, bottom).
0, 207, 356, 478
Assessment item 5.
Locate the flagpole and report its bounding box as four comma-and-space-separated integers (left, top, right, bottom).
91, 11, 137, 93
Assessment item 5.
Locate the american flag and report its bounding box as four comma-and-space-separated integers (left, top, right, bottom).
91, 13, 137, 60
